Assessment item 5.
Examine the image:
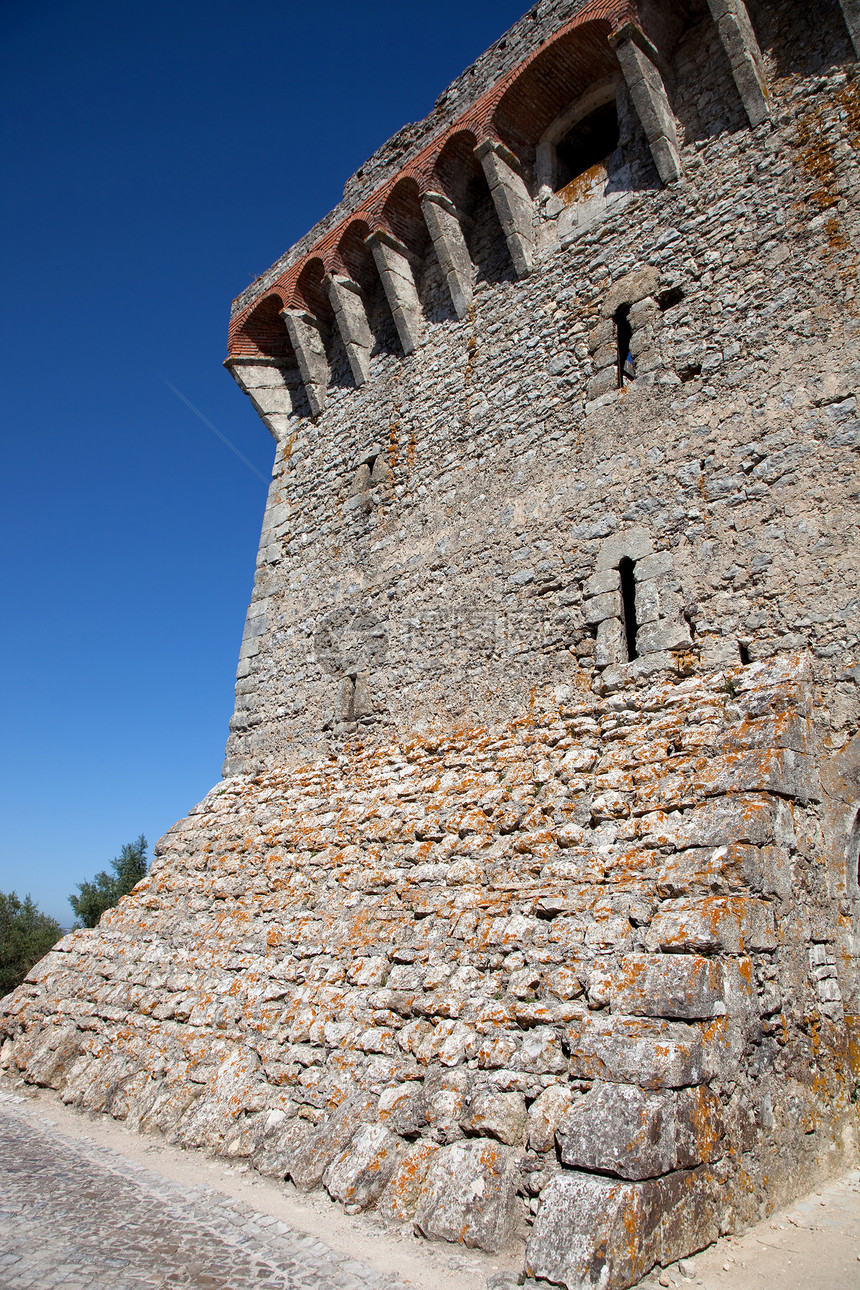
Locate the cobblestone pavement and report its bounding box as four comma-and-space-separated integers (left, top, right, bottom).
0, 1097, 411, 1290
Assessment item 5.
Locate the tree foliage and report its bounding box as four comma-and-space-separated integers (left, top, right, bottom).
69, 835, 149, 929
0, 891, 63, 997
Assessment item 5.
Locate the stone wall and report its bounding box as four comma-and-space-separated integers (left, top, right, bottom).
3, 3, 860, 1288
222, 0, 860, 783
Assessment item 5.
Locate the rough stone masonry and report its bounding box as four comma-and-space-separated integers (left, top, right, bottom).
3, 1, 860, 1287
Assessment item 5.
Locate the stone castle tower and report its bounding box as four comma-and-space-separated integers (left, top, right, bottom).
4, 2, 860, 1286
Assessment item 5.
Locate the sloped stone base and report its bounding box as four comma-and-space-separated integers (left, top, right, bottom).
2, 655, 858, 1288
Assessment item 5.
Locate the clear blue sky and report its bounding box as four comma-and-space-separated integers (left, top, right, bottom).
1, 0, 527, 926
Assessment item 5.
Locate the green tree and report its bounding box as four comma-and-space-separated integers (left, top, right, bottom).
0, 891, 63, 997
69, 835, 149, 928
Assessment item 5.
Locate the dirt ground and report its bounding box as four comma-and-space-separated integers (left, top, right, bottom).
2, 1074, 858, 1290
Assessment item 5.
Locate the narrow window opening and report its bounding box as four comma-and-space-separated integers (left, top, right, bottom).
618, 558, 638, 662
614, 304, 634, 388
739, 641, 750, 665
555, 102, 620, 192
847, 810, 860, 897
657, 286, 685, 311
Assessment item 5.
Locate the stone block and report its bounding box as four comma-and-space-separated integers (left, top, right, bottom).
610, 955, 727, 1020
422, 192, 474, 318
583, 568, 620, 598
462, 1089, 528, 1145
596, 526, 653, 570
609, 28, 682, 185
643, 794, 796, 851
587, 367, 618, 400
633, 549, 674, 582
288, 1093, 376, 1191
584, 590, 622, 626
525, 1167, 722, 1290
322, 1122, 404, 1208
699, 748, 820, 805
706, 0, 771, 127
596, 616, 626, 669
414, 1138, 522, 1252
556, 1083, 725, 1180
377, 1140, 441, 1222
636, 617, 692, 655
367, 230, 422, 354
282, 309, 329, 418
838, 0, 860, 56
566, 1014, 725, 1088
645, 896, 776, 955
527, 1085, 576, 1153
475, 139, 535, 278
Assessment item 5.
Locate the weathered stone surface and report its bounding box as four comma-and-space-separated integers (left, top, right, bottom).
566, 1014, 727, 1088
289, 1094, 377, 1191
527, 1085, 576, 1153
414, 1139, 521, 1251
525, 1168, 722, 1290
462, 1089, 528, 1146
556, 1083, 724, 1180
610, 955, 727, 1020
322, 1122, 403, 1208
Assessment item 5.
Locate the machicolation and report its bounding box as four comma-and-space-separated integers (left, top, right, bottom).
4, 2, 860, 1286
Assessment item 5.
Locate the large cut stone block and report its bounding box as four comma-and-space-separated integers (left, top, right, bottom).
706, 0, 771, 126
645, 896, 776, 954
556, 1082, 725, 1180
525, 1167, 722, 1290
366, 230, 422, 354
421, 192, 473, 318
566, 1014, 728, 1088
610, 26, 682, 185
838, 0, 860, 56
475, 139, 535, 277
610, 954, 726, 1020
414, 1138, 521, 1251
699, 748, 820, 805
288, 1092, 376, 1191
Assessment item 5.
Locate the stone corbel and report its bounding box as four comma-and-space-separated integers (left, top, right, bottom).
838, 0, 860, 58
421, 191, 474, 319
225, 356, 294, 443
609, 24, 682, 185
326, 274, 373, 387
706, 0, 771, 127
281, 309, 329, 418
366, 230, 422, 355
474, 139, 536, 278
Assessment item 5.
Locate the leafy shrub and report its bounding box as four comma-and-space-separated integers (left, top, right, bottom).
0, 891, 63, 996
69, 835, 149, 928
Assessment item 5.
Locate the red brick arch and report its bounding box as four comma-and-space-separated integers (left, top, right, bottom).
237, 293, 292, 362
379, 176, 432, 257
492, 19, 622, 160
227, 0, 639, 357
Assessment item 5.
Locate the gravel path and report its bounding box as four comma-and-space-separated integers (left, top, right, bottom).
0, 1095, 411, 1290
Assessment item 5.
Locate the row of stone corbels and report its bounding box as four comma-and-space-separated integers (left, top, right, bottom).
273, 140, 534, 419
229, 4, 777, 427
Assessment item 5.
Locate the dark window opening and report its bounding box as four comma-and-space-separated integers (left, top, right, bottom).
555, 102, 620, 191
657, 286, 685, 311
739, 642, 750, 665
618, 558, 638, 662
614, 304, 634, 388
